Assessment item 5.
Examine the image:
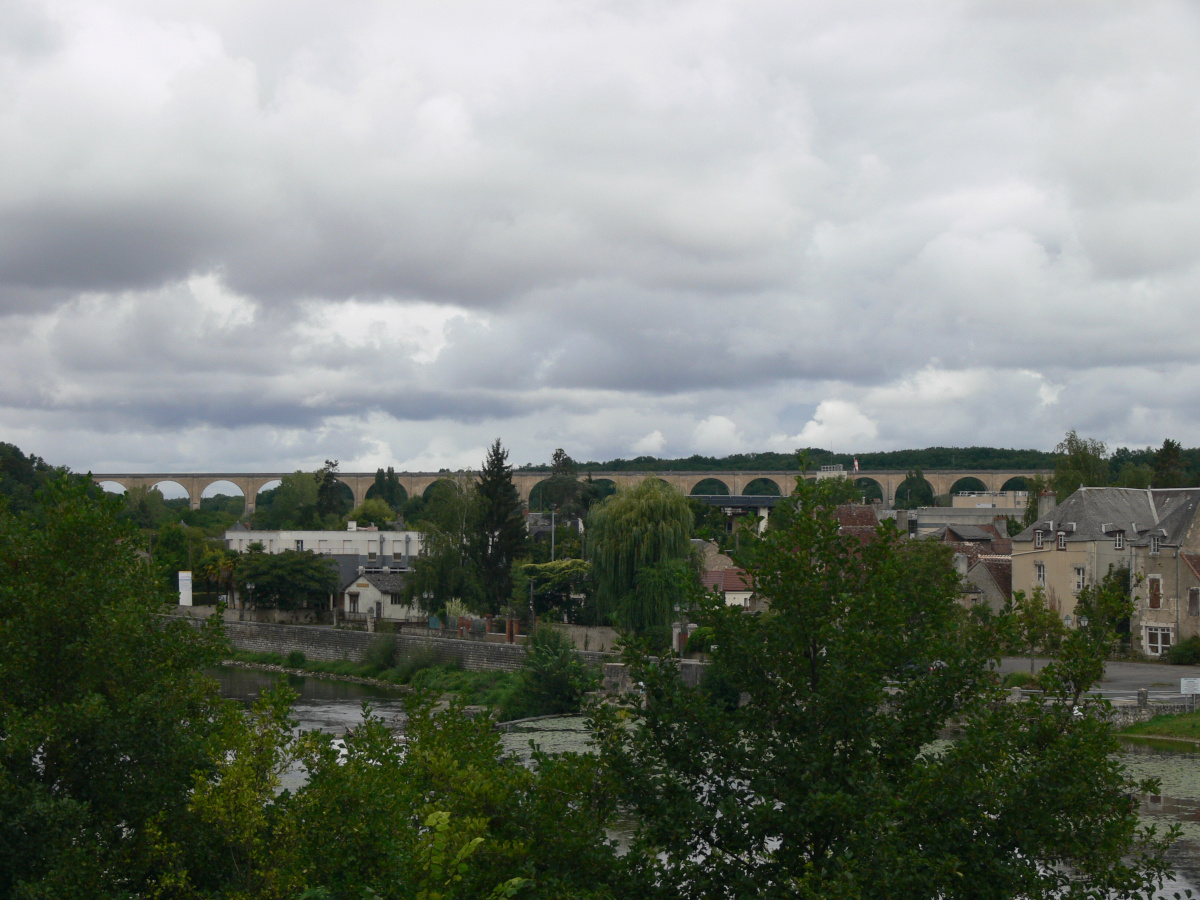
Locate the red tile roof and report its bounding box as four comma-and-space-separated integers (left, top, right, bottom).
701, 568, 752, 593
835, 505, 880, 528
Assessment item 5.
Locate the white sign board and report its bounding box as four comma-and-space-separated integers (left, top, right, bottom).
1181, 678, 1200, 695
179, 571, 193, 607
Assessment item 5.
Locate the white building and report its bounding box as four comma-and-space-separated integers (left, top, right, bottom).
224, 528, 423, 562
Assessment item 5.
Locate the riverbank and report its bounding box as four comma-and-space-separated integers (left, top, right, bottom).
1119, 711, 1200, 745
226, 650, 519, 708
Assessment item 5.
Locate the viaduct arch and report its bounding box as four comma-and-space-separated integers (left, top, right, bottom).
91, 468, 1050, 514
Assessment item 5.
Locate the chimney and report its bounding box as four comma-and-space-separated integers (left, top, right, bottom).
1037, 491, 1056, 521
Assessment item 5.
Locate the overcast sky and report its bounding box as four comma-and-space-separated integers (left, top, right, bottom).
3, 1, 1199, 478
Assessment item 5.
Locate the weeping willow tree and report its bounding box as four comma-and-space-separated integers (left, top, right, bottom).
587, 479, 694, 639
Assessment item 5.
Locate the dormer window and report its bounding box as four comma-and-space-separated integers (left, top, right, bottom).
1035, 530, 1044, 549
1057, 532, 1067, 550
1114, 531, 1125, 550
1151, 535, 1162, 556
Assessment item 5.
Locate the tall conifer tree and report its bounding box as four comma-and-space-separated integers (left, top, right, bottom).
471, 439, 527, 615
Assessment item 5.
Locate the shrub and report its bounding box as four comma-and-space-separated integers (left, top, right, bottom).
285, 650, 306, 668
364, 635, 397, 672
699, 663, 740, 711
1168, 636, 1200, 665
500, 627, 598, 721
391, 646, 440, 683
684, 627, 714, 655
1002, 671, 1039, 689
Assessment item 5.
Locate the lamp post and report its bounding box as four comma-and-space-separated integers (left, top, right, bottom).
550, 504, 557, 562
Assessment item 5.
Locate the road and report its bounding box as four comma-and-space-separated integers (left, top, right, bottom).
999, 656, 1200, 694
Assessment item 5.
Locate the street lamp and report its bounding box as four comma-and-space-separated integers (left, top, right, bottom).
550, 503, 557, 562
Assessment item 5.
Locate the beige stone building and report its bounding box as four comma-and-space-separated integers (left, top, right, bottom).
1012, 487, 1200, 656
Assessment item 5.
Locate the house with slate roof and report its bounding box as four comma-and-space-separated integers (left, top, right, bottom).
924, 523, 1012, 613
1012, 487, 1200, 656
340, 569, 422, 623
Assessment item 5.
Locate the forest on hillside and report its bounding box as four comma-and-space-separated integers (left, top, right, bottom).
518, 446, 1062, 473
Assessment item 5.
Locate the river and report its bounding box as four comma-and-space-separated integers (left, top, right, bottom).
213, 666, 1200, 895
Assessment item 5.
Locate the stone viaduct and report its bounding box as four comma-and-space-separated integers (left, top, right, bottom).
91, 468, 1047, 515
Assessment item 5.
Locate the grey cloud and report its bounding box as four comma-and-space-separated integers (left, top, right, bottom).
3, 2, 1200, 469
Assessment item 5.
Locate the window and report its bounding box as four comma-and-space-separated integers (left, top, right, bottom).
1146, 627, 1173, 656
1035, 563, 1046, 587
1114, 531, 1125, 550
1056, 532, 1067, 550
1074, 567, 1085, 592
1149, 575, 1162, 609
295, 539, 304, 551
1190, 588, 1199, 617
389, 592, 403, 605
348, 592, 359, 614
1151, 535, 1162, 555
1035, 530, 1044, 549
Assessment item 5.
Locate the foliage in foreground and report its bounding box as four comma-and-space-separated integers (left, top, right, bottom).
592, 476, 1176, 900
0, 481, 624, 898
0, 479, 234, 897
147, 690, 622, 900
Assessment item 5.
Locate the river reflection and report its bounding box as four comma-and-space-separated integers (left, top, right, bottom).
213, 667, 1200, 893
1118, 738, 1200, 895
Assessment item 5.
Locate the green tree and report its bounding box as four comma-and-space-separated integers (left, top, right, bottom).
1053, 429, 1109, 501
1114, 461, 1154, 488
470, 440, 528, 616
235, 547, 339, 609
121, 484, 170, 529
1003, 586, 1066, 674
522, 557, 592, 621
1153, 438, 1186, 488
592, 477, 1175, 899
407, 473, 483, 617
893, 465, 934, 509
501, 627, 599, 720
531, 449, 586, 519
369, 465, 407, 508
346, 496, 397, 528
314, 458, 347, 520
586, 478, 693, 638
1044, 565, 1131, 702
0, 478, 234, 897
253, 470, 319, 528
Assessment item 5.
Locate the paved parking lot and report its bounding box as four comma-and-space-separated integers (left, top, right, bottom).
999, 657, 1200, 694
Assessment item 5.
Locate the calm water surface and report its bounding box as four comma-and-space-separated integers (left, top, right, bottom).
213, 667, 1200, 893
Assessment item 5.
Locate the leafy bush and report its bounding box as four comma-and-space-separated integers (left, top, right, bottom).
390, 647, 440, 683
285, 650, 306, 668
699, 663, 740, 711
1002, 671, 1042, 689
684, 626, 715, 655
1168, 636, 1200, 665
364, 634, 397, 672
500, 627, 598, 721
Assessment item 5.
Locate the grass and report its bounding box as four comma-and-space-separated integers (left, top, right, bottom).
227, 648, 519, 707
1119, 711, 1200, 742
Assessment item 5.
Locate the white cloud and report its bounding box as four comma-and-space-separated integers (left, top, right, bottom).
631, 430, 666, 456
692, 415, 745, 456
789, 401, 878, 451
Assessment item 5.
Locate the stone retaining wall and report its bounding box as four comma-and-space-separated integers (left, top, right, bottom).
170, 616, 613, 673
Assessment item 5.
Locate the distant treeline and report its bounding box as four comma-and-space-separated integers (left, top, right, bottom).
518, 446, 1063, 473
